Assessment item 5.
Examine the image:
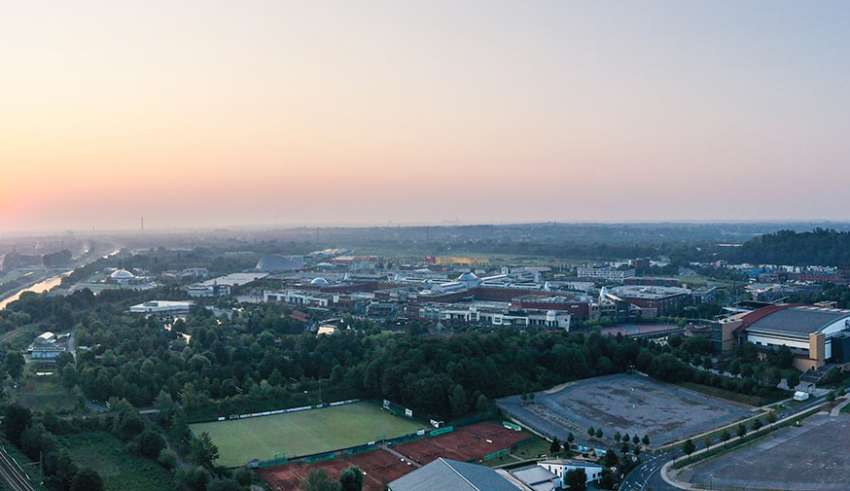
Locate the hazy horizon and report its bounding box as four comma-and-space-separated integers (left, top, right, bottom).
3, 0, 850, 232
4, 219, 850, 239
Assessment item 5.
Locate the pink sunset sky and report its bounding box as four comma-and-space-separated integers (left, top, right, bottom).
2, 1, 849, 232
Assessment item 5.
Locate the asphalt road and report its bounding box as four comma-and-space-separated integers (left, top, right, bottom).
619, 395, 829, 491
619, 450, 680, 491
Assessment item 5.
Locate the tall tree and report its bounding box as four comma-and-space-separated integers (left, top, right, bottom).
71, 468, 104, 491
564, 469, 587, 491
4, 404, 31, 446
339, 466, 364, 491
208, 479, 242, 491
191, 432, 220, 470
302, 469, 341, 491
448, 384, 468, 418
137, 430, 166, 459
4, 352, 25, 380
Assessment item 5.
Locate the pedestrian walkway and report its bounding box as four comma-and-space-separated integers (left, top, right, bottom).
830, 395, 850, 417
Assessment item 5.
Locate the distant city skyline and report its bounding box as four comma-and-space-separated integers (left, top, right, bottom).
2, 1, 850, 232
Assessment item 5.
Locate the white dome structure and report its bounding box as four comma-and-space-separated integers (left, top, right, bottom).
110, 269, 135, 280
109, 269, 136, 285
310, 277, 330, 286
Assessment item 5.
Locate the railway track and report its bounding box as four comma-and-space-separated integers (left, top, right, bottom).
0, 446, 35, 491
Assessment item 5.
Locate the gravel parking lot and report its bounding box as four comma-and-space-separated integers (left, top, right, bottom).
682, 414, 850, 491
497, 373, 752, 446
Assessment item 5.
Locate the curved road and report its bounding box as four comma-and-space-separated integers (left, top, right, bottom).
619, 395, 828, 491
620, 450, 680, 491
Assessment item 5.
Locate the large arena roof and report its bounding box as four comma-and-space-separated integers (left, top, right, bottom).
745, 305, 850, 339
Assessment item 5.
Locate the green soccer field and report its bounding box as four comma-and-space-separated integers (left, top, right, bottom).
190, 402, 423, 467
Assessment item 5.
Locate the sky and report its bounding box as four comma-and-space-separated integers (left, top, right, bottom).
1, 0, 849, 232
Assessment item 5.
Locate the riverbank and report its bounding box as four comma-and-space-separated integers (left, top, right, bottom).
0, 272, 70, 310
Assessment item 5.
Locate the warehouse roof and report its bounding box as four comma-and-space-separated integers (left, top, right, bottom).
745, 305, 850, 339
199, 272, 268, 287
608, 285, 692, 300
256, 254, 304, 273
388, 458, 520, 491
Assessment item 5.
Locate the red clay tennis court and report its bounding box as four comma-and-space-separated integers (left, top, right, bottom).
393, 422, 528, 464
260, 422, 529, 490
259, 448, 415, 491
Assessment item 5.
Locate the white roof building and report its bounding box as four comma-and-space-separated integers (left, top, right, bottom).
536, 459, 603, 485
110, 269, 135, 281
129, 301, 193, 315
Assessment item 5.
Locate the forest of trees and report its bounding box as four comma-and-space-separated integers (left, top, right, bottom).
0, 274, 803, 491
730, 228, 850, 266
4, 286, 643, 421
785, 284, 850, 309
0, 284, 787, 424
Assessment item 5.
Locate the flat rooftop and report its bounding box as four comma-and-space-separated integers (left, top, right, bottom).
138, 300, 192, 307
515, 294, 592, 303
609, 285, 692, 300
510, 465, 556, 491
745, 306, 850, 339
200, 272, 268, 287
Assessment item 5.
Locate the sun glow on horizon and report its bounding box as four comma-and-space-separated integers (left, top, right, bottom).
2, 1, 850, 232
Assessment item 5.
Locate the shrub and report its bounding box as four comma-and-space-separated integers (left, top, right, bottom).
235, 468, 253, 486
71, 468, 104, 491
158, 448, 178, 470
137, 430, 166, 459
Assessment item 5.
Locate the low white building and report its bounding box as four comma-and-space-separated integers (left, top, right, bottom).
420, 303, 570, 330
180, 268, 209, 279
28, 331, 72, 361
129, 301, 193, 315
576, 266, 636, 281
187, 283, 232, 298
187, 272, 268, 298
537, 459, 603, 485
264, 290, 337, 308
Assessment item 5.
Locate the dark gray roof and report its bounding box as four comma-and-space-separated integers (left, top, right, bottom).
511, 465, 557, 487
746, 306, 850, 339
389, 458, 520, 491
256, 255, 304, 273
